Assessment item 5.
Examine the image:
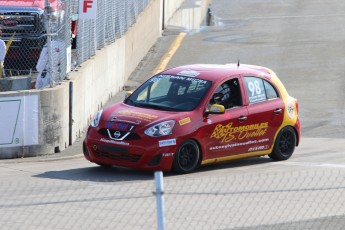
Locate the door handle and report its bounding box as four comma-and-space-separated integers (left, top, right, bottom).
238, 116, 247, 122
274, 108, 283, 114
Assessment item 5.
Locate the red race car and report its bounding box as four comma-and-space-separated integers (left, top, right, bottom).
83, 64, 300, 173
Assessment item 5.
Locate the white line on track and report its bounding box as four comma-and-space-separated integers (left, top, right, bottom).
277, 161, 345, 168
229, 14, 345, 20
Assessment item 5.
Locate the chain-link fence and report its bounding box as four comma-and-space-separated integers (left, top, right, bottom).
0, 0, 71, 90
0, 0, 151, 91
74, 0, 150, 65
1, 169, 345, 229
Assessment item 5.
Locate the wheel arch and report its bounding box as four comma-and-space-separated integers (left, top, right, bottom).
276, 125, 300, 147
292, 125, 300, 147
172, 138, 203, 173
189, 138, 203, 168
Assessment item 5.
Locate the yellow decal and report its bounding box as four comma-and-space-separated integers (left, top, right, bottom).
1, 32, 15, 78
6, 32, 16, 54
117, 110, 158, 122
211, 122, 268, 143
201, 150, 270, 165
179, 117, 191, 126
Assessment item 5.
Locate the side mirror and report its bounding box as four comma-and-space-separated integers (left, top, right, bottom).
206, 104, 225, 115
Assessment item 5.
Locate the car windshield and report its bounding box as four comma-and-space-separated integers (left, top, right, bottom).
125, 74, 212, 111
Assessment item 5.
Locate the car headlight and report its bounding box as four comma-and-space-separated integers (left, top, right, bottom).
144, 120, 175, 137
90, 109, 103, 128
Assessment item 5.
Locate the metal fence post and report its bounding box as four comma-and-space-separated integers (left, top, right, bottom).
154, 171, 166, 230
44, 0, 53, 87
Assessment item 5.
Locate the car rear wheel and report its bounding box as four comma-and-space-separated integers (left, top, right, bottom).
269, 126, 296, 161
173, 139, 200, 174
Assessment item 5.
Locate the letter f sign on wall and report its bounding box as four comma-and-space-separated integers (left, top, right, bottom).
79, 0, 97, 19
83, 0, 93, 13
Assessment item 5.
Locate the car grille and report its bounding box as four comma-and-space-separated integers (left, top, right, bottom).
95, 144, 141, 163
100, 144, 128, 153
98, 128, 141, 140
0, 8, 42, 39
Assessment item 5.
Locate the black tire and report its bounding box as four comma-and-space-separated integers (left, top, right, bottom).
269, 126, 296, 161
173, 139, 200, 174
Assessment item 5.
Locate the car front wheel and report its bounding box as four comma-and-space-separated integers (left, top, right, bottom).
269, 126, 296, 161
173, 139, 200, 173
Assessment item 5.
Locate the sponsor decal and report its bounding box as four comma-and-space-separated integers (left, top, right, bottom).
177, 70, 200, 77
179, 117, 191, 126
110, 117, 141, 125
107, 122, 135, 131
162, 153, 174, 157
245, 78, 266, 103
248, 145, 270, 152
209, 138, 269, 151
106, 121, 115, 128
211, 122, 268, 143
150, 75, 207, 84
100, 138, 129, 146
116, 110, 158, 122
159, 139, 176, 147
287, 102, 295, 119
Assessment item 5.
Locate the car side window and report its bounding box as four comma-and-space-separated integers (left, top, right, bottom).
210, 78, 242, 109
244, 77, 278, 104
264, 80, 279, 99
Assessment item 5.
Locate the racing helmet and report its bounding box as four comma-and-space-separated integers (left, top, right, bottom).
213, 83, 231, 106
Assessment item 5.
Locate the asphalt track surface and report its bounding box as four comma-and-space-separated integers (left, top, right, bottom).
1, 0, 345, 229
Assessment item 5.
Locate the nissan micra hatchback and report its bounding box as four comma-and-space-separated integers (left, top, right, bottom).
83, 64, 300, 173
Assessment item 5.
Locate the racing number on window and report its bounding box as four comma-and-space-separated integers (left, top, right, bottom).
245, 77, 266, 104
248, 80, 261, 97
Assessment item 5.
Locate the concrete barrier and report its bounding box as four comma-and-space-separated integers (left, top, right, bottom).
163, 0, 186, 28
165, 0, 212, 31
0, 0, 210, 158
0, 76, 32, 92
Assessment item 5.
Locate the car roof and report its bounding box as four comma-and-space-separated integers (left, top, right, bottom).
160, 64, 272, 82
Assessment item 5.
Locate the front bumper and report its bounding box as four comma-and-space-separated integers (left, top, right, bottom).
83, 134, 178, 172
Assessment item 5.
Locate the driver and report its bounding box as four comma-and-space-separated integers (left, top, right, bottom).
210, 83, 231, 108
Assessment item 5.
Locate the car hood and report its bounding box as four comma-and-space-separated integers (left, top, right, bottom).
102, 102, 186, 127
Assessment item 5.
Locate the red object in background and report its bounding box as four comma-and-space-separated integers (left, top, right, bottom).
0, 0, 76, 73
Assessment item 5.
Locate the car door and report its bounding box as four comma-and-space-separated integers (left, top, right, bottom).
242, 76, 285, 152
202, 77, 251, 159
